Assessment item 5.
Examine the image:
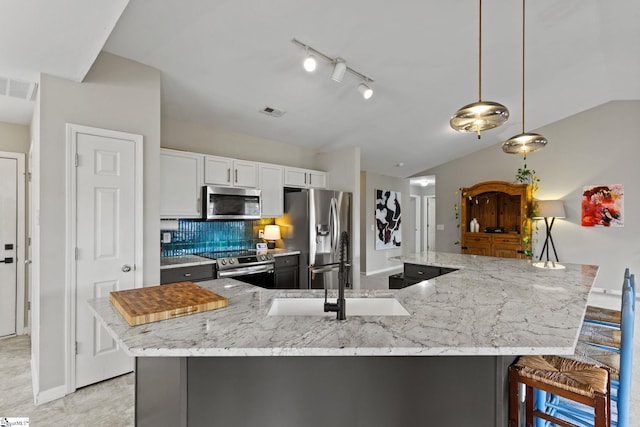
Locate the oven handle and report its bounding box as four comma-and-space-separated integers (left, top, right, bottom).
217, 264, 275, 278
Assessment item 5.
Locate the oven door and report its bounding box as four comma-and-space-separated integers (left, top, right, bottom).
217, 264, 275, 289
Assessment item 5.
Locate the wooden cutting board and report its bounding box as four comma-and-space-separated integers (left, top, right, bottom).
109, 281, 228, 326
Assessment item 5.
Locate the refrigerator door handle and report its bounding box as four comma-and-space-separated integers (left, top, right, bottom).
330, 197, 339, 254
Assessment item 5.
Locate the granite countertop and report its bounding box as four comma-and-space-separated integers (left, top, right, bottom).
160, 249, 300, 270
91, 252, 598, 358
160, 254, 216, 270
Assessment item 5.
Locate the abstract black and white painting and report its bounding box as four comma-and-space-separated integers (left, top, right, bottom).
375, 189, 402, 250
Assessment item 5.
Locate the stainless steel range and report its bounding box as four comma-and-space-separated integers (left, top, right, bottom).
197, 250, 275, 288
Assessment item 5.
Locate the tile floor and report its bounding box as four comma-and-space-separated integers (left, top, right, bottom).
0, 270, 636, 426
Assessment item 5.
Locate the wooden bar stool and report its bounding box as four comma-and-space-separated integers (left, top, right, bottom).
508, 355, 610, 427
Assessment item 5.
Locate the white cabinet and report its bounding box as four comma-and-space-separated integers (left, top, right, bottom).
160, 149, 203, 218
204, 155, 257, 188
259, 163, 284, 218
284, 167, 327, 189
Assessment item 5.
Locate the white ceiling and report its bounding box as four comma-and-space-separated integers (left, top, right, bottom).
2, 0, 639, 177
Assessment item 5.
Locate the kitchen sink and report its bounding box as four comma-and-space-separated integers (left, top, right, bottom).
267, 297, 410, 317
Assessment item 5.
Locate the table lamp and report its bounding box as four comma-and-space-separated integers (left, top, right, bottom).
263, 225, 281, 249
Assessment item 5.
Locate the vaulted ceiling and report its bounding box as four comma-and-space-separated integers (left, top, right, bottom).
2, 0, 639, 177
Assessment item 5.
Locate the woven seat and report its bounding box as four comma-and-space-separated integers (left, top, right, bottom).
514, 355, 609, 398
579, 322, 622, 349
573, 341, 620, 380
509, 355, 610, 427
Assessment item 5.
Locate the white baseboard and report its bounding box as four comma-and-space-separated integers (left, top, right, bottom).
34, 384, 67, 405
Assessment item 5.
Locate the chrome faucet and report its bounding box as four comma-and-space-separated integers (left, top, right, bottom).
324, 231, 349, 320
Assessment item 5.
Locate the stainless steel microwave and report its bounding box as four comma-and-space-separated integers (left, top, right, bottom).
202, 186, 261, 220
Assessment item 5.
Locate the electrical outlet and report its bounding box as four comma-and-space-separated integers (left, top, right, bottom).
259, 230, 264, 238
162, 232, 172, 243
436, 224, 444, 231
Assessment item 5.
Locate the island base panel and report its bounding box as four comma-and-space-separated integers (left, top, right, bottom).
136, 356, 515, 427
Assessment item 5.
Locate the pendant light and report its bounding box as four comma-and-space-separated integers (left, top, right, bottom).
450, 0, 509, 139
502, 0, 547, 159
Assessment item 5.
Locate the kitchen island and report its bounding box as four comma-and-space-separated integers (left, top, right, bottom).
89, 252, 598, 427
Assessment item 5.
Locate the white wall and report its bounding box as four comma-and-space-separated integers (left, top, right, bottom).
360, 171, 411, 275
162, 117, 320, 170
317, 147, 361, 289
34, 52, 161, 398
420, 101, 640, 291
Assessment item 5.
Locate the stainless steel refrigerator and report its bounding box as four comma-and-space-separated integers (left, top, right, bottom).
277, 189, 352, 289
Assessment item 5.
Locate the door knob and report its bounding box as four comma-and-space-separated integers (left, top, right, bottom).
122, 265, 132, 272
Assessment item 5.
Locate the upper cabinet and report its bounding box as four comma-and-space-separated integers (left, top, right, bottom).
204, 155, 257, 188
258, 163, 284, 218
284, 166, 327, 189
160, 149, 204, 219
460, 181, 532, 259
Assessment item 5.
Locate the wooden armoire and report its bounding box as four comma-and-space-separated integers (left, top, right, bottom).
460, 181, 532, 259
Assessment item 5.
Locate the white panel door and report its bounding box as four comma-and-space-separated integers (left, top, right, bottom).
75, 129, 137, 388
0, 157, 17, 337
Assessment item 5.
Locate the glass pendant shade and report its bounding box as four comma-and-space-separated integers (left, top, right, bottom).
501, 132, 547, 157
450, 101, 510, 137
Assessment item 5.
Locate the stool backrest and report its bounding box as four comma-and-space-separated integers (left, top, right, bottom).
617, 274, 635, 427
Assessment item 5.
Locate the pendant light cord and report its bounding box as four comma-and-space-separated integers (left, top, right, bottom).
521, 0, 526, 133
478, 0, 483, 102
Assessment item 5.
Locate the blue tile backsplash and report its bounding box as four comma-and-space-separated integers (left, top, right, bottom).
161, 219, 273, 257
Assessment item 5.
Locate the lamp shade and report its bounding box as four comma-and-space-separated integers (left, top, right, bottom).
263, 225, 281, 241
534, 200, 566, 219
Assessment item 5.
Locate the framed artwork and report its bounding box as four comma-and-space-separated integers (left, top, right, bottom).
581, 184, 624, 227
375, 189, 402, 250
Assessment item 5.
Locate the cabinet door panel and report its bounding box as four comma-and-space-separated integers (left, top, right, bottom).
234, 160, 258, 188
160, 150, 203, 218
259, 164, 284, 217
204, 156, 233, 186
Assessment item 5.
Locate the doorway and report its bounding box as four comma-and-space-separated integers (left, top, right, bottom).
0, 151, 25, 338
66, 124, 143, 391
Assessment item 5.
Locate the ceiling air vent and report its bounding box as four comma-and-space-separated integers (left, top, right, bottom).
259, 106, 286, 118
0, 76, 38, 101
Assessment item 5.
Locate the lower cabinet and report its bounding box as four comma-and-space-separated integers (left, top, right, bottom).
462, 233, 523, 259
274, 255, 299, 289
389, 264, 457, 289
160, 265, 214, 285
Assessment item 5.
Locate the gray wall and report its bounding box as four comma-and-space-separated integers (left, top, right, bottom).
421, 101, 639, 291
35, 52, 161, 394
0, 122, 29, 153
162, 117, 320, 170
360, 171, 411, 274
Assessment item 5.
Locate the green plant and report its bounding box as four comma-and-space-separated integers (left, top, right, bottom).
453, 189, 461, 246
515, 163, 540, 258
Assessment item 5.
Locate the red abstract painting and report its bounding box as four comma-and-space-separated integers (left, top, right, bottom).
582, 184, 624, 227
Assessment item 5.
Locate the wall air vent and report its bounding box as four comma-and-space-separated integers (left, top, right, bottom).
259, 106, 286, 118
0, 76, 38, 101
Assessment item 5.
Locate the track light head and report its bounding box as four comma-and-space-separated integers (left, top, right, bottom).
331, 59, 347, 82
303, 52, 317, 72
358, 82, 373, 100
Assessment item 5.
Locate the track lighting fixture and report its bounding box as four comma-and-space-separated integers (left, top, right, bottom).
292, 38, 375, 100
303, 49, 317, 72
331, 59, 347, 82
358, 81, 373, 100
